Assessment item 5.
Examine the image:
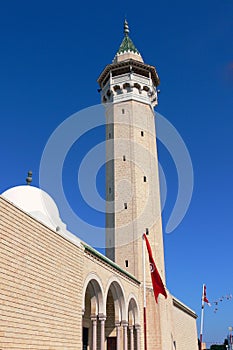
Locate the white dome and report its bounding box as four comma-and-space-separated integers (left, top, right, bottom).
2, 185, 66, 232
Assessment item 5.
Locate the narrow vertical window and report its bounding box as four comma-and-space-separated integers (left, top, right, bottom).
144, 176, 147, 182
122, 109, 125, 114
146, 228, 149, 235
124, 203, 127, 209
125, 260, 128, 267
141, 131, 144, 137
109, 187, 111, 194
109, 133, 112, 139
123, 155, 126, 161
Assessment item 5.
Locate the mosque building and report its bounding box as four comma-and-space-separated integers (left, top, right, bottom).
0, 21, 198, 350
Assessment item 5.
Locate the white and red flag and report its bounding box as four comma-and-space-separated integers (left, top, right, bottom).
203, 284, 211, 306
143, 233, 167, 303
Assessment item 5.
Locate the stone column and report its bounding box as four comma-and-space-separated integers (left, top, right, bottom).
115, 322, 121, 350
122, 321, 128, 350
135, 324, 141, 350
91, 316, 97, 350
129, 325, 134, 350
99, 316, 106, 350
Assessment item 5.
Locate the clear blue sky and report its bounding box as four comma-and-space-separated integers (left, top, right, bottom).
0, 0, 232, 345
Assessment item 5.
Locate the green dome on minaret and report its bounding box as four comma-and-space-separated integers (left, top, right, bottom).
117, 20, 140, 55
113, 20, 143, 63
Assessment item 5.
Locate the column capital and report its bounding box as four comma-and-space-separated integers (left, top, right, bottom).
91, 314, 97, 322
135, 324, 141, 330
98, 313, 107, 321
128, 325, 134, 331
121, 320, 128, 327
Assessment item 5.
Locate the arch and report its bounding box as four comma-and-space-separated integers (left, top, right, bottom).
113, 84, 122, 95
123, 82, 132, 92
105, 277, 127, 322
113, 85, 121, 91
143, 85, 150, 92
134, 82, 141, 90
123, 82, 130, 89
82, 273, 105, 316
127, 294, 140, 326
106, 89, 111, 97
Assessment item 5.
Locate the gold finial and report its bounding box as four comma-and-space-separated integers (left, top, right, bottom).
124, 19, 129, 36
26, 170, 32, 185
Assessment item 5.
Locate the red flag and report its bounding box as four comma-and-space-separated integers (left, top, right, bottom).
203, 285, 211, 306
143, 233, 167, 303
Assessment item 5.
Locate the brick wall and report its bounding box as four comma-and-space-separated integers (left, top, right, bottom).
172, 298, 199, 350
0, 196, 83, 349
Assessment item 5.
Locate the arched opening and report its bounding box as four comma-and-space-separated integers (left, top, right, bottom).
113, 85, 122, 95
123, 82, 132, 92
82, 276, 104, 350
105, 279, 127, 350
128, 297, 140, 350
105, 289, 116, 341
134, 82, 141, 93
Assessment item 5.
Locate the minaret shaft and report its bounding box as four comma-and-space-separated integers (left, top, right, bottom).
105, 100, 165, 283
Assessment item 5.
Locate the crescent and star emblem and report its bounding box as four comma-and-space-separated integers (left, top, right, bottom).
150, 263, 155, 273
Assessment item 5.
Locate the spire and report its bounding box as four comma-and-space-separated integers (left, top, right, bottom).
124, 19, 129, 36
112, 20, 143, 63
117, 20, 140, 55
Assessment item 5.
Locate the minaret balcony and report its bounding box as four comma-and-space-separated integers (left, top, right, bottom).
101, 72, 158, 107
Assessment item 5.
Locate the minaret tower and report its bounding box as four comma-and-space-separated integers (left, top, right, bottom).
98, 20, 165, 284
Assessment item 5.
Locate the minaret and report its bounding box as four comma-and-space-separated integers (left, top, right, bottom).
98, 20, 165, 284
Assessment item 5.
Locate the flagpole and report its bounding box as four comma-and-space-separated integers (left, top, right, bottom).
142, 234, 147, 350
200, 284, 205, 350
